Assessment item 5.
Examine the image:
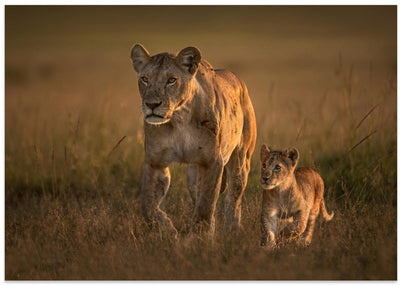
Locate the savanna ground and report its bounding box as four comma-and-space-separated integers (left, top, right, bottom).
5, 6, 397, 280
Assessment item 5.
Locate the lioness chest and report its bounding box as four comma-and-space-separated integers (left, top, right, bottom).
145, 121, 219, 166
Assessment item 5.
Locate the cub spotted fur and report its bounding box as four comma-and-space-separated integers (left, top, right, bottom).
260, 144, 333, 247
130, 44, 257, 238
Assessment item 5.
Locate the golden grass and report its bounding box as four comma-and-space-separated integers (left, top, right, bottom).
5, 6, 397, 280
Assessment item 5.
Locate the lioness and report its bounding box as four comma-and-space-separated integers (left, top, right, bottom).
260, 144, 333, 247
130, 44, 257, 238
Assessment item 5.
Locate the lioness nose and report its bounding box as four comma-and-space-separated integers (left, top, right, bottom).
145, 101, 162, 110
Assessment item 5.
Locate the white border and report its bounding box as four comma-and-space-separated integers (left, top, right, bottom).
2, 3, 399, 285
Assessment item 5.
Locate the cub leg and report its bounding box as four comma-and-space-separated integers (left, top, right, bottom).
302, 200, 321, 245
279, 210, 308, 242
261, 210, 278, 247
224, 148, 251, 232
302, 213, 318, 245
141, 163, 177, 239
191, 156, 224, 236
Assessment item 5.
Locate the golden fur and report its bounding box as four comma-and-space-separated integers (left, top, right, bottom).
130, 44, 257, 238
259, 144, 333, 247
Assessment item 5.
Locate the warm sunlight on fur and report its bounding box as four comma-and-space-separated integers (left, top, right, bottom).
5, 6, 396, 280
130, 44, 257, 237
260, 144, 334, 247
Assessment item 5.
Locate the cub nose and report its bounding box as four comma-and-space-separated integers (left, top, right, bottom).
263, 171, 272, 182
145, 101, 162, 110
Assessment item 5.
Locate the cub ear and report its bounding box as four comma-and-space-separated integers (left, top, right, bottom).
177, 46, 201, 75
130, 43, 151, 73
285, 147, 299, 167
260, 144, 270, 162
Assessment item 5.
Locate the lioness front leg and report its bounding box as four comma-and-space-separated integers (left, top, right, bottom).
141, 163, 178, 239
279, 211, 308, 242
187, 164, 198, 204
224, 149, 251, 232
191, 157, 224, 236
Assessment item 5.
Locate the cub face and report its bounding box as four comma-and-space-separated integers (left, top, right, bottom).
260, 144, 299, 190
130, 44, 202, 125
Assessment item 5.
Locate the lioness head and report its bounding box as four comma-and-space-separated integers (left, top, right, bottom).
260, 144, 299, 190
130, 44, 202, 125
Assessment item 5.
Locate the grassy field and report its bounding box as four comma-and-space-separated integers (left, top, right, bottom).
5, 6, 397, 280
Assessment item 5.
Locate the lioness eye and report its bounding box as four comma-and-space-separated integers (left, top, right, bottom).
274, 165, 281, 171
167, 77, 177, 84
140, 76, 148, 84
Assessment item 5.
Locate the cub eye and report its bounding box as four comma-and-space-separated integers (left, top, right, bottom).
274, 165, 281, 171
167, 77, 177, 85
262, 163, 266, 168
140, 76, 148, 85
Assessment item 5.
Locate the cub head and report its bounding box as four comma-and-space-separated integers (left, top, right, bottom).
260, 144, 299, 190
130, 43, 201, 125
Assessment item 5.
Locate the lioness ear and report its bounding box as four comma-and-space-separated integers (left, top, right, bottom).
130, 43, 151, 73
177, 46, 201, 74
285, 147, 299, 167
260, 144, 270, 162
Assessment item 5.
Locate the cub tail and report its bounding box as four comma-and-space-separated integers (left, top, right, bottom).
320, 198, 334, 221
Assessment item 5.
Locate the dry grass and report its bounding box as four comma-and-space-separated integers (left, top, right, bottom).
5, 6, 397, 280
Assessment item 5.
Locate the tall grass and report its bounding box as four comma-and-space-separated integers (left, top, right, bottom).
5, 6, 396, 280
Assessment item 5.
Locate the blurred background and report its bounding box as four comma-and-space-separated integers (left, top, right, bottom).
5, 6, 397, 280
6, 6, 396, 159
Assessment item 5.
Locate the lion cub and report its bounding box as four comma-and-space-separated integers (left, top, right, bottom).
260, 144, 333, 247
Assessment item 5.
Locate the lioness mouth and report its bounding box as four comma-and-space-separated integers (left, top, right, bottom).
145, 114, 170, 125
